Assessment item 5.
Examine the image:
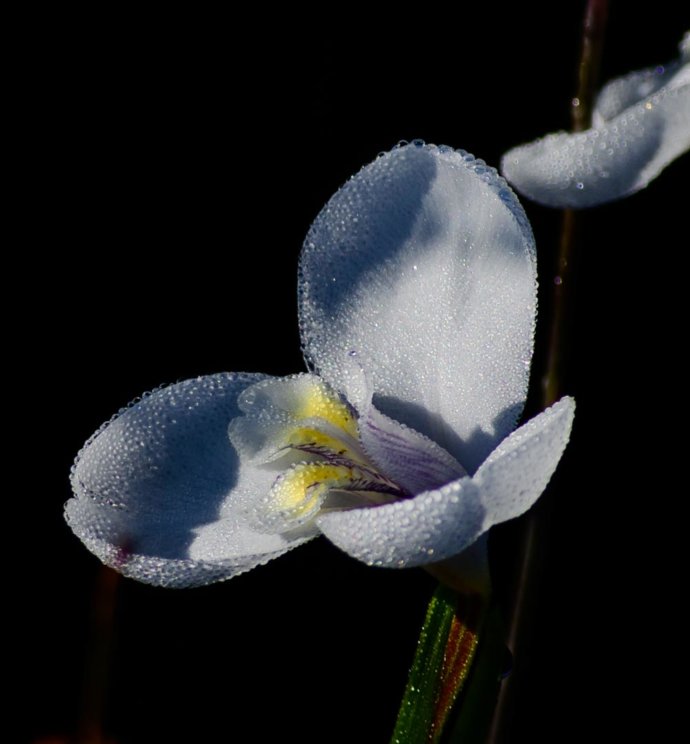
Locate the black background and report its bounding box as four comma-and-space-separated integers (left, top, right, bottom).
20, 4, 688, 743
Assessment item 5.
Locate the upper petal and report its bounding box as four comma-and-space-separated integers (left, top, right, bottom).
502, 48, 690, 208
475, 396, 575, 527
66, 373, 314, 588
299, 143, 537, 472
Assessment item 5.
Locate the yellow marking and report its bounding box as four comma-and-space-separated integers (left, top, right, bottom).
270, 462, 357, 519
293, 380, 358, 437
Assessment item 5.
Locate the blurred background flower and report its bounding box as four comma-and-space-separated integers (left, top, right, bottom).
501, 30, 689, 207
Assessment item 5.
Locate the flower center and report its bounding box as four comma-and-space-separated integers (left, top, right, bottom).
229, 375, 407, 533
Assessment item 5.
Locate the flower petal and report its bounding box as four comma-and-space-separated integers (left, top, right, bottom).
299, 143, 536, 472
66, 373, 314, 587
359, 400, 466, 495
502, 62, 690, 208
316, 478, 486, 568
475, 397, 575, 527
592, 56, 687, 125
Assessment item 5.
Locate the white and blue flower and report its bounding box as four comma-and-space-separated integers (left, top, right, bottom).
65, 143, 574, 590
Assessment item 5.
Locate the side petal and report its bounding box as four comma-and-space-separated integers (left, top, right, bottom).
299, 143, 537, 472
475, 397, 575, 527
66, 373, 314, 588
316, 478, 486, 568
502, 80, 689, 208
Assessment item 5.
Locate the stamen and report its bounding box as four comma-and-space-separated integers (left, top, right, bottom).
230, 374, 410, 533
256, 460, 406, 532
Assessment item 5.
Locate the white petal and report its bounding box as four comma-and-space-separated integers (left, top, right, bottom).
66, 373, 314, 587
476, 397, 575, 527
316, 477, 486, 568
502, 74, 690, 208
299, 143, 536, 472
65, 497, 309, 588
593, 57, 687, 125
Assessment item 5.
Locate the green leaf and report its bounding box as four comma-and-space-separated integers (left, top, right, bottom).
390, 587, 487, 744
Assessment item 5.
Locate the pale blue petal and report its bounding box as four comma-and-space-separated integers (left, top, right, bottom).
65, 374, 314, 588
316, 477, 486, 568
476, 397, 575, 527
299, 143, 536, 472
502, 50, 690, 208
593, 56, 687, 124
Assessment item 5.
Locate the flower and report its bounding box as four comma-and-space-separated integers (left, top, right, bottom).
501, 31, 690, 208
65, 142, 574, 590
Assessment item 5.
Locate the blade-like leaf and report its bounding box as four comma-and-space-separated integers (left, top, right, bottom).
391, 587, 488, 743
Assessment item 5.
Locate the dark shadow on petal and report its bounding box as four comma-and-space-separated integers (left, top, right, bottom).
373, 394, 525, 474
299, 144, 438, 359
71, 374, 259, 560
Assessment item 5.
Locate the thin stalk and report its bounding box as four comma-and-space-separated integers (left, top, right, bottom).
77, 566, 119, 744
486, 2, 609, 741
544, 0, 608, 406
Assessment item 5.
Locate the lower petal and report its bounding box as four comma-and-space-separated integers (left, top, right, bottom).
66, 373, 314, 587
65, 496, 309, 588
316, 478, 485, 568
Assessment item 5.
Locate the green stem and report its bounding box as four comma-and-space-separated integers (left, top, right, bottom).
486, 2, 609, 741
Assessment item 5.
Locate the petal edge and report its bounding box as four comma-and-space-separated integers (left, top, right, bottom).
317, 477, 486, 568
476, 396, 575, 527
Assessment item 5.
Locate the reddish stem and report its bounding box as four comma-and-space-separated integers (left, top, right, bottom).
486, 2, 609, 741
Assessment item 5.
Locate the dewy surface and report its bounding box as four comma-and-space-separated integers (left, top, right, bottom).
501, 33, 690, 208
65, 143, 574, 588
299, 144, 537, 474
